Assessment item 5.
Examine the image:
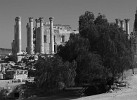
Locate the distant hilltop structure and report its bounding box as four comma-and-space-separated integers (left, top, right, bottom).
12, 9, 137, 62
0, 48, 12, 56
130, 9, 137, 60
115, 18, 130, 35
126, 8, 137, 65
114, 8, 137, 63
11, 17, 78, 58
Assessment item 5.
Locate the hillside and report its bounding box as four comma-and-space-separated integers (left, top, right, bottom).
76, 71, 137, 100
24, 69, 137, 100
0, 48, 12, 55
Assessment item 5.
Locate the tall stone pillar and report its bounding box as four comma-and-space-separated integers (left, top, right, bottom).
35, 19, 39, 53
15, 17, 22, 54
49, 17, 54, 54
26, 23, 29, 53
120, 20, 124, 30
27, 17, 34, 54
115, 19, 120, 27
124, 19, 130, 35
39, 17, 44, 54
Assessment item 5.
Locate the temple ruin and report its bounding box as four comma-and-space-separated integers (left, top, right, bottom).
11, 17, 78, 58
115, 18, 130, 34
11, 16, 130, 61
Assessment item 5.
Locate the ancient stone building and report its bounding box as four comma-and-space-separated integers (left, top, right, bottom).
43, 21, 75, 54
115, 18, 130, 34
12, 17, 78, 56
26, 17, 78, 55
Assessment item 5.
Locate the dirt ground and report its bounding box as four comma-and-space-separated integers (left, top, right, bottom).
74, 74, 137, 100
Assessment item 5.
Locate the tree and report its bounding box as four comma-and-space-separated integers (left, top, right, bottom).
58, 34, 90, 62
34, 55, 77, 91
58, 33, 107, 85
76, 52, 108, 84
53, 11, 134, 95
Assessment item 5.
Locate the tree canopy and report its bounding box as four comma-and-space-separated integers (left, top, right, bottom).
58, 11, 133, 85
30, 11, 134, 96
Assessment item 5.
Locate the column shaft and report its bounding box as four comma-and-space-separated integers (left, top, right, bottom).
39, 17, 44, 54
115, 19, 120, 27
49, 17, 54, 54
28, 17, 34, 54
120, 20, 124, 30
14, 24, 17, 53
124, 19, 130, 35
35, 19, 39, 53
26, 23, 29, 53
15, 17, 22, 54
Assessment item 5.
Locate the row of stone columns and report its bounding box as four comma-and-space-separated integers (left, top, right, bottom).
26, 17, 54, 54
12, 16, 55, 55
115, 19, 130, 34
34, 17, 45, 54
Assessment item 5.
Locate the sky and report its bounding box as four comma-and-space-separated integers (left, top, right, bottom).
0, 0, 137, 50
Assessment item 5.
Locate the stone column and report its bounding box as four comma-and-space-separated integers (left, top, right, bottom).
26, 23, 29, 53
28, 17, 34, 54
49, 17, 54, 54
115, 19, 120, 27
124, 19, 130, 35
39, 17, 44, 54
15, 17, 22, 54
120, 20, 124, 30
14, 24, 17, 54
35, 19, 39, 53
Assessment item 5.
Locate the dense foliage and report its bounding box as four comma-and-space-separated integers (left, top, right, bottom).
32, 11, 133, 96
34, 55, 77, 91
58, 11, 133, 86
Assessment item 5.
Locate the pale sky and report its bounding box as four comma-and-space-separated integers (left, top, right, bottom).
0, 0, 137, 50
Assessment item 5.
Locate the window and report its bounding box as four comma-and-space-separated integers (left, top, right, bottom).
61, 35, 65, 42
54, 45, 57, 53
24, 71, 28, 75
20, 71, 23, 74
44, 35, 47, 43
